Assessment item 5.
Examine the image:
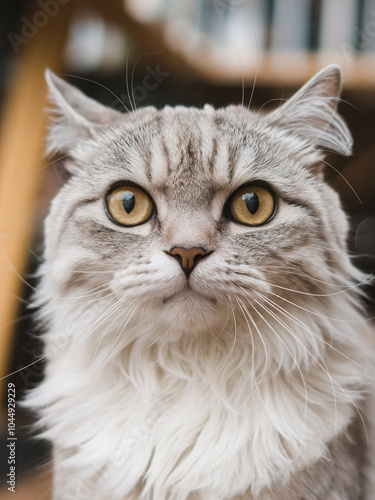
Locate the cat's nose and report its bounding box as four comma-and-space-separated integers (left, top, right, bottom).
166, 246, 210, 278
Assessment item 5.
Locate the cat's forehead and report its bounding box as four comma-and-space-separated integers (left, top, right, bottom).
129, 104, 249, 152
94, 106, 285, 194
150, 107, 244, 189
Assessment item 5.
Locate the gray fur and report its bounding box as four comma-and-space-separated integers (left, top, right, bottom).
26, 66, 374, 500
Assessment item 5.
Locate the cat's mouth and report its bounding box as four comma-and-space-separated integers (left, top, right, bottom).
162, 285, 216, 305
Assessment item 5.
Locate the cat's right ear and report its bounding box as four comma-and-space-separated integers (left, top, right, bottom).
45, 69, 122, 157
263, 65, 352, 162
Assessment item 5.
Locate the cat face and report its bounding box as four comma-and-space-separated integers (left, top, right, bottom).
43, 66, 354, 340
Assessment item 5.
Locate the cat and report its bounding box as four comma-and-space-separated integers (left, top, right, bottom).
26, 65, 375, 500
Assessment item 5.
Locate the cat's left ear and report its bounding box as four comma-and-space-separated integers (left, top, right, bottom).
265, 65, 352, 161
45, 69, 122, 156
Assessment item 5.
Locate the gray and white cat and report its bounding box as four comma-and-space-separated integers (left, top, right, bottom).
27, 65, 375, 500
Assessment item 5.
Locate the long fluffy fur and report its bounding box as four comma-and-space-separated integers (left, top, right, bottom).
26, 66, 374, 500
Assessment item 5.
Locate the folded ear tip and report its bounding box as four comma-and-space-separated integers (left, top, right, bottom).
45, 68, 52, 84
45, 69, 66, 91
45, 67, 56, 81
320, 64, 342, 83
326, 63, 341, 72
45, 69, 60, 92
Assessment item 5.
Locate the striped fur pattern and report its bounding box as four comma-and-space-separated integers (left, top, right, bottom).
27, 66, 374, 499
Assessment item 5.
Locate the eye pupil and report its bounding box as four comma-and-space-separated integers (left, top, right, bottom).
230, 184, 275, 226
243, 193, 259, 215
122, 192, 136, 213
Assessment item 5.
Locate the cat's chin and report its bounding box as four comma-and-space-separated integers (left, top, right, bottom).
158, 286, 224, 335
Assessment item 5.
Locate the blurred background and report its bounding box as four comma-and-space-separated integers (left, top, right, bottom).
0, 0, 374, 498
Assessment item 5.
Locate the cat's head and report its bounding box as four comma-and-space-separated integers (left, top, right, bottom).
43, 66, 356, 344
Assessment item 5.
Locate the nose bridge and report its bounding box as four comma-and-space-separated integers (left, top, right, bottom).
163, 212, 214, 250
162, 212, 215, 278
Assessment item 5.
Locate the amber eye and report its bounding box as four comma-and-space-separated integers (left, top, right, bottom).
229, 184, 276, 226
106, 185, 154, 226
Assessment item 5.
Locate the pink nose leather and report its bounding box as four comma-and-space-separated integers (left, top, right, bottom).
169, 247, 207, 277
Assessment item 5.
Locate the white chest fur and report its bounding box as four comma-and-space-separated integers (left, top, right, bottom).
28, 300, 365, 500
